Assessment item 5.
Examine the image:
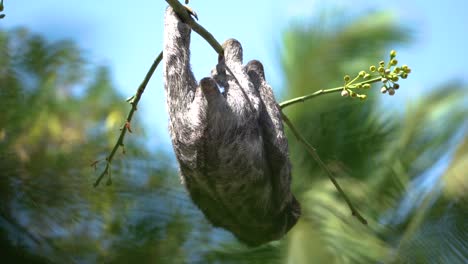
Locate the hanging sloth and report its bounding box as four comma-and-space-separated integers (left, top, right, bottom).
163, 6, 300, 246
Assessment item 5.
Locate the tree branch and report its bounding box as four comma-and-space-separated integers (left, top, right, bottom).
166, 0, 223, 55
280, 87, 343, 109
93, 51, 163, 187
281, 112, 368, 225
280, 76, 382, 109
94, 1, 368, 225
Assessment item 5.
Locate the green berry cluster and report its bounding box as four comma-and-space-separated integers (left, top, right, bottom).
375, 50, 411, 96
341, 71, 370, 101
341, 50, 411, 100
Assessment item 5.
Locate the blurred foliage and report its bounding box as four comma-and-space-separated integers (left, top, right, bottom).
0, 27, 221, 263
280, 10, 468, 264
0, 7, 467, 264
201, 9, 468, 264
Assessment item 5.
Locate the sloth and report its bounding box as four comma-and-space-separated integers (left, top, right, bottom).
163, 6, 300, 246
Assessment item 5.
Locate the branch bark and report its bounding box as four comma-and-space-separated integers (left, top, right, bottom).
93, 51, 163, 187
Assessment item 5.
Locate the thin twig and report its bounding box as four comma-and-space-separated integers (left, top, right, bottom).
280, 87, 343, 109
94, 51, 163, 187
281, 112, 368, 224
166, 0, 223, 55
280, 76, 382, 109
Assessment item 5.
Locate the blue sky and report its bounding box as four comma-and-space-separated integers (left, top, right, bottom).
2, 0, 468, 149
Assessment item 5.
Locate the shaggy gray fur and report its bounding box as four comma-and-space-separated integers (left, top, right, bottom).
163, 7, 300, 246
